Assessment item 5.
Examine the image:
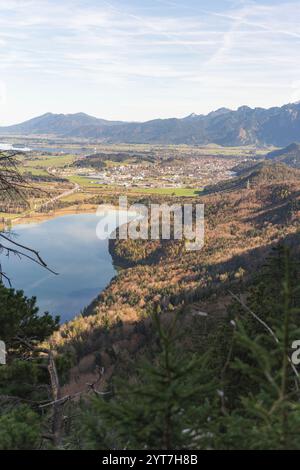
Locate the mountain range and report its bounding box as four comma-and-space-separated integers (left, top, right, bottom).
1, 102, 300, 146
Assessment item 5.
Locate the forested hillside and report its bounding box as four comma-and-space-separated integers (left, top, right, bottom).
2, 152, 300, 449
266, 143, 300, 168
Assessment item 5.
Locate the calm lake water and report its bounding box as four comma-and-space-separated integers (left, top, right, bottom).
2, 212, 129, 323
0, 142, 86, 154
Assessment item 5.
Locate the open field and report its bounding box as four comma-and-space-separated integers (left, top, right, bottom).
67, 175, 107, 187
19, 167, 49, 176
24, 154, 76, 168
128, 187, 202, 196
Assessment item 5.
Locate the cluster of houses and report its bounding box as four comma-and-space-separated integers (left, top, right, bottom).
76, 156, 239, 189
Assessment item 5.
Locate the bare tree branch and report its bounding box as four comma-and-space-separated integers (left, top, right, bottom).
229, 290, 279, 343
0, 151, 57, 282
229, 290, 300, 383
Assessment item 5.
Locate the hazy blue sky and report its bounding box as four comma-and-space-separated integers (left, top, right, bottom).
0, 0, 299, 124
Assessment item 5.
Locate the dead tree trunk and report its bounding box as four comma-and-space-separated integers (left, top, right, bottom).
47, 351, 63, 447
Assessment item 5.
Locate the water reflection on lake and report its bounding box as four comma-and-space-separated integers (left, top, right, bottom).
1, 212, 127, 323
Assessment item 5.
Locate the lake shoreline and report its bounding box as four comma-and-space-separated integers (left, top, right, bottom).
3, 211, 125, 322
2, 203, 121, 229
2, 206, 139, 324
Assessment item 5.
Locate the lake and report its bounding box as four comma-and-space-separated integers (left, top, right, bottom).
1, 211, 130, 323
0, 142, 86, 154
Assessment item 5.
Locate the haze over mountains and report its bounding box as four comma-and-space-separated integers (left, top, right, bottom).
1, 102, 300, 147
